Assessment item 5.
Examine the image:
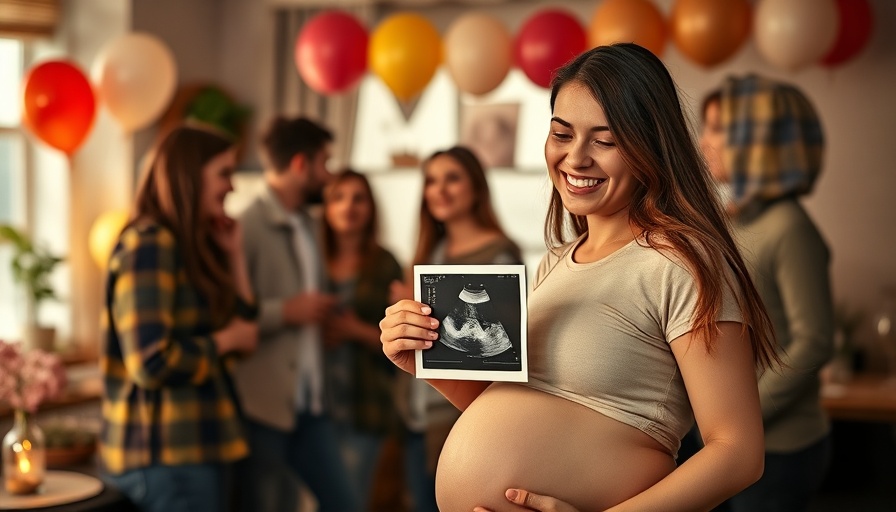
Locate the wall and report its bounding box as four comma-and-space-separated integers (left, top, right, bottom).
28, 0, 132, 352
140, 0, 896, 336
360, 0, 896, 327
131, 0, 220, 163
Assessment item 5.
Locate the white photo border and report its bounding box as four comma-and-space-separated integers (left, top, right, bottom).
414, 264, 528, 382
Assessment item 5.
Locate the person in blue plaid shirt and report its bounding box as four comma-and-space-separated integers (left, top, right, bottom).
698, 76, 835, 512
100, 124, 259, 512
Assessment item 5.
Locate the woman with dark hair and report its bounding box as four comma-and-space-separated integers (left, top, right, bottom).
381, 43, 779, 512
699, 76, 835, 512
412, 146, 521, 268
319, 169, 404, 510
395, 145, 522, 512
100, 124, 258, 512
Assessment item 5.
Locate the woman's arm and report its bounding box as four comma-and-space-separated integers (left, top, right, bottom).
380, 299, 491, 409
606, 321, 764, 511
759, 223, 834, 421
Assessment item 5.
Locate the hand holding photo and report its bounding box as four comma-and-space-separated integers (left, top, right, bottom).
414, 264, 527, 382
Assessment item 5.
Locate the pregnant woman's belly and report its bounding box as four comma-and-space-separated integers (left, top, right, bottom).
435, 383, 676, 512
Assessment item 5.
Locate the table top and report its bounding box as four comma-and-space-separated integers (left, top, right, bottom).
821, 374, 896, 423
0, 470, 101, 510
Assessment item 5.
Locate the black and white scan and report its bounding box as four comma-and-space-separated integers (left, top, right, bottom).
419, 271, 523, 373
439, 282, 512, 358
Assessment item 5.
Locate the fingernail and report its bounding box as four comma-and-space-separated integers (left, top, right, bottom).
421, 305, 432, 315
430, 318, 439, 328
506, 489, 518, 501
423, 341, 432, 348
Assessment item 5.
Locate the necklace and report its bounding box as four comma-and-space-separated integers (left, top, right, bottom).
592, 231, 635, 250
575, 231, 637, 263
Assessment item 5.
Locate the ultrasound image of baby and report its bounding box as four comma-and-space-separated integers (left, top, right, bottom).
439, 283, 512, 358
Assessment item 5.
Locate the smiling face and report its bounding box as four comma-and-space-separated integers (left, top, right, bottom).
699, 98, 728, 183
324, 176, 373, 236
200, 148, 236, 220
423, 154, 476, 223
544, 82, 639, 220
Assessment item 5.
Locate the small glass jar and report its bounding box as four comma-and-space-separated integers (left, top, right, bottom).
2, 409, 46, 495
873, 286, 896, 382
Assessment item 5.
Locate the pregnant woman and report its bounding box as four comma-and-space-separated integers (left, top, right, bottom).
380, 43, 780, 512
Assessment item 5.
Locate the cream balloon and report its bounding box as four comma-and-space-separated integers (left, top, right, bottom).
444, 12, 512, 96
92, 33, 177, 132
754, 0, 838, 71
88, 210, 130, 269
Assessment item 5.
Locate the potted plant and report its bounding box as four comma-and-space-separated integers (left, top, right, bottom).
0, 224, 64, 352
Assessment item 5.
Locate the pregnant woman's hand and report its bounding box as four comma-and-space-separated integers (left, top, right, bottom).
474, 489, 580, 512
379, 299, 440, 375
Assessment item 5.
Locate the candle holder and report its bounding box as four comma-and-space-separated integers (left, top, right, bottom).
2, 409, 46, 495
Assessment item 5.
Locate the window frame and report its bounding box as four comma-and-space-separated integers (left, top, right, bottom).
0, 37, 35, 341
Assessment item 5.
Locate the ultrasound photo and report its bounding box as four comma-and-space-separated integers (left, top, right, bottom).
414, 264, 527, 382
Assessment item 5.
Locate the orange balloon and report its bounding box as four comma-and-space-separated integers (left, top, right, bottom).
671, 0, 751, 67
589, 0, 667, 57
22, 60, 96, 155
369, 12, 441, 101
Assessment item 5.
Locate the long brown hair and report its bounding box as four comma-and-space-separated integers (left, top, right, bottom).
412, 146, 508, 267
322, 169, 383, 282
130, 125, 237, 326
548, 43, 778, 369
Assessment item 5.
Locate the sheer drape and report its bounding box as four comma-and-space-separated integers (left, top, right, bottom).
270, 5, 376, 169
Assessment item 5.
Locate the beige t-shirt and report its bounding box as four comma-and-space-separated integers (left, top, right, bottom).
525, 235, 742, 456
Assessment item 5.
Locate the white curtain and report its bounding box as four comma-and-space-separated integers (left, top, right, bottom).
270, 4, 377, 169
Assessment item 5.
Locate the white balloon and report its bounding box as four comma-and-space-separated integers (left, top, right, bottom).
92, 32, 177, 132
755, 0, 838, 71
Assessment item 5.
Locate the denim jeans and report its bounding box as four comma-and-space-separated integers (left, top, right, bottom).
726, 434, 832, 512
102, 463, 228, 512
404, 430, 439, 512
239, 412, 358, 512
335, 425, 387, 509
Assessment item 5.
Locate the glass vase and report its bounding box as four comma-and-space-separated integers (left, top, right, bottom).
2, 409, 46, 495
873, 286, 896, 384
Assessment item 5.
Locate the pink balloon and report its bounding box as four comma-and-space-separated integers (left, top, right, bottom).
514, 10, 586, 88
821, 0, 874, 67
295, 11, 368, 95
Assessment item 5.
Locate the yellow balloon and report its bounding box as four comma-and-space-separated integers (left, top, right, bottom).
88, 210, 130, 269
369, 12, 441, 101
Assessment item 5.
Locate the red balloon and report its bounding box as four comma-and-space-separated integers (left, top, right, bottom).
514, 9, 586, 88
821, 0, 874, 67
22, 60, 96, 155
295, 10, 368, 95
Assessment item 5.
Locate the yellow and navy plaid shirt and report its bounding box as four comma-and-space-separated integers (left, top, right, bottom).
100, 221, 247, 474
721, 74, 824, 212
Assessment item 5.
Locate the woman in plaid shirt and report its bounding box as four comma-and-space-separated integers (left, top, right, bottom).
100, 124, 259, 512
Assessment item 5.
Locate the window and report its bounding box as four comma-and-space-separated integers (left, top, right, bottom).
0, 37, 27, 340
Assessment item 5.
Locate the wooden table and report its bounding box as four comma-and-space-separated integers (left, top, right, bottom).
821, 374, 896, 423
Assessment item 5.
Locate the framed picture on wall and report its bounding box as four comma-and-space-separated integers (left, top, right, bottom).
459, 102, 520, 169
414, 264, 528, 382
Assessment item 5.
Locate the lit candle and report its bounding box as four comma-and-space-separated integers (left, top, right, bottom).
5, 441, 41, 495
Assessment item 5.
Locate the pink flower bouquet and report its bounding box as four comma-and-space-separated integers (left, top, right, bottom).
0, 340, 67, 413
